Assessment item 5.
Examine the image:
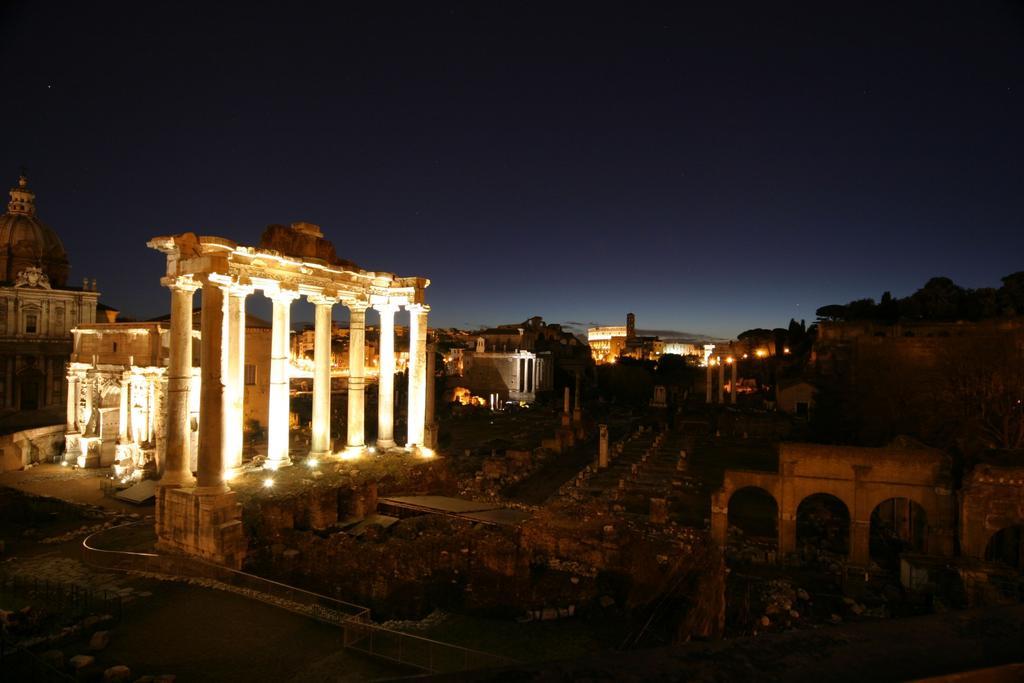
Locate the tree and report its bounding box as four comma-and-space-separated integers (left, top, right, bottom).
908, 277, 964, 320
999, 271, 1024, 315
936, 336, 1024, 453
815, 304, 847, 321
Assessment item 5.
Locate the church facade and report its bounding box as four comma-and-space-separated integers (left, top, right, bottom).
0, 175, 99, 415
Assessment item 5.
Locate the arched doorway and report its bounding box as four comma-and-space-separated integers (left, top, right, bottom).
870, 498, 928, 570
985, 525, 1024, 572
727, 486, 778, 546
796, 493, 850, 556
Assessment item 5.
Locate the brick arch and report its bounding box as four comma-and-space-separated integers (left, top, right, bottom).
862, 487, 938, 525
793, 487, 855, 519
727, 485, 780, 541
794, 491, 853, 557
727, 484, 779, 510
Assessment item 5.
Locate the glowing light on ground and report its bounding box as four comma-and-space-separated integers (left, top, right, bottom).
306, 457, 319, 468
263, 477, 275, 488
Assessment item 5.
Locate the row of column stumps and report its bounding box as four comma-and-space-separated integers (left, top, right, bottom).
158, 274, 430, 493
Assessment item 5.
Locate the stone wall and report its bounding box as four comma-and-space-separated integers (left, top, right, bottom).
960, 464, 1024, 560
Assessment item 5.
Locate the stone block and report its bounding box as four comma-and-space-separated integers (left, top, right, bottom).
155, 487, 247, 568
70, 654, 96, 669
104, 665, 132, 682
90, 629, 111, 651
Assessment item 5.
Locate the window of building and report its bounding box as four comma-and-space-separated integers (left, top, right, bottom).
796, 401, 809, 417
244, 364, 257, 385
113, 342, 118, 353
25, 314, 37, 334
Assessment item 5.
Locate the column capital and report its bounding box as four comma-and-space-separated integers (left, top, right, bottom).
308, 293, 340, 307
265, 287, 301, 304
161, 275, 202, 293
227, 282, 255, 298
405, 303, 430, 314
373, 301, 401, 314
346, 300, 370, 314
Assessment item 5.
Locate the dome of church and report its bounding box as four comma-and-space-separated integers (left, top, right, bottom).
0, 174, 70, 287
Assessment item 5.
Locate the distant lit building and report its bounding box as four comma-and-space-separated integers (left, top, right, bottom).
588, 313, 706, 363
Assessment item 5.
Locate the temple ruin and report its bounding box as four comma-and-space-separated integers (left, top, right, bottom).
147, 223, 430, 566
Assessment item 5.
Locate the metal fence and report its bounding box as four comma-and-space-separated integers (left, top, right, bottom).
0, 574, 122, 681
0, 574, 123, 627
81, 523, 515, 674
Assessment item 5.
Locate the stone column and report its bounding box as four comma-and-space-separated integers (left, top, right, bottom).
717, 361, 725, 404
118, 372, 130, 443
561, 386, 570, 426
424, 343, 437, 449
405, 304, 428, 449
375, 303, 398, 450
705, 362, 713, 403
197, 277, 230, 492
309, 294, 337, 457
572, 373, 582, 424
225, 285, 251, 473
346, 303, 368, 452
161, 276, 199, 487
730, 360, 738, 404
267, 289, 299, 468
598, 424, 609, 468
65, 371, 78, 431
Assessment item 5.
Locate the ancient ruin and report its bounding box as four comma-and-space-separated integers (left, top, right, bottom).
146, 224, 430, 566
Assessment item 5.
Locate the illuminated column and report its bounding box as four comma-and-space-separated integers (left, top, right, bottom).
225, 285, 251, 473
309, 294, 337, 457
197, 277, 229, 492
267, 288, 299, 468
423, 342, 437, 449
65, 371, 78, 432
161, 276, 199, 486
346, 303, 368, 452
717, 360, 725, 404
117, 372, 130, 443
562, 386, 570, 426
705, 361, 713, 403
375, 302, 398, 449
730, 360, 738, 405
405, 304, 428, 449
598, 424, 609, 468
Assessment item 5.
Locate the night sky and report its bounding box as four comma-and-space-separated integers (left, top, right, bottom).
2, 2, 1022, 338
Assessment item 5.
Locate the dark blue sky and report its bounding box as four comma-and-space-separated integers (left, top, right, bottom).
3, 2, 1022, 338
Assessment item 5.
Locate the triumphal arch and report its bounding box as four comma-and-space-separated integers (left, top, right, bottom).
148, 223, 429, 567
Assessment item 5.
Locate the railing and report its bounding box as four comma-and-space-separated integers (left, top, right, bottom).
81, 523, 515, 674
342, 620, 515, 673
82, 527, 369, 624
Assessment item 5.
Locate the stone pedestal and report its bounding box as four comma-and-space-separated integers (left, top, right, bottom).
155, 487, 247, 569
598, 424, 609, 468
650, 497, 668, 525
